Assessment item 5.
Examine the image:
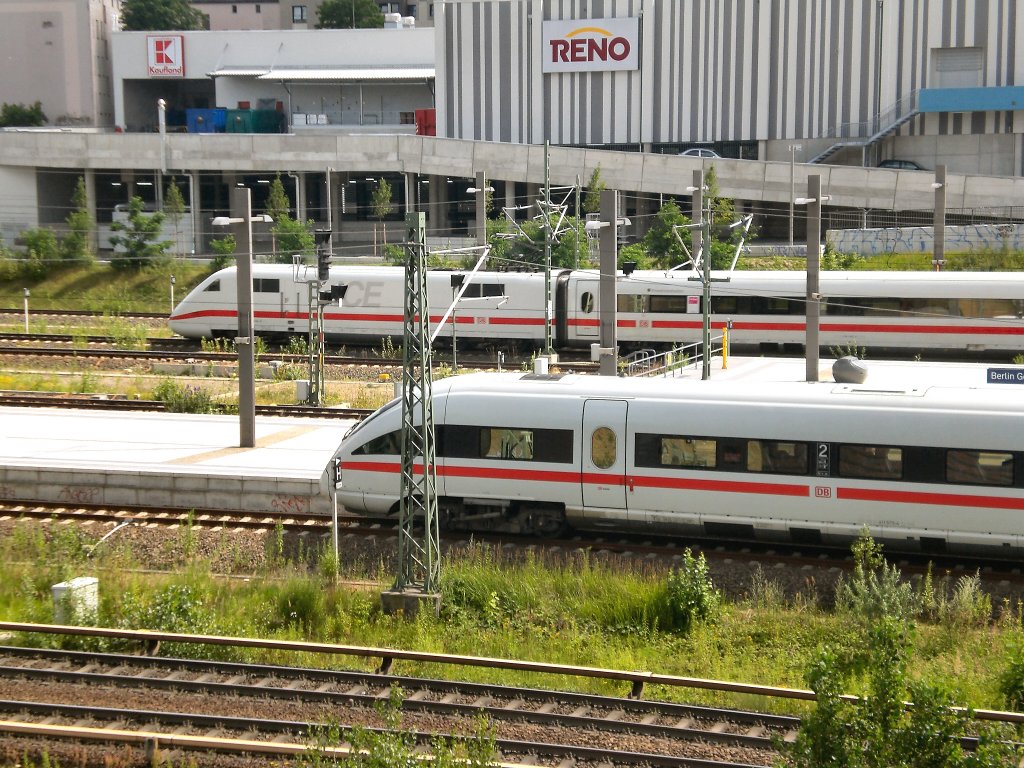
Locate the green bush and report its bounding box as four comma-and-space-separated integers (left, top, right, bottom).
655, 549, 720, 632
153, 379, 219, 413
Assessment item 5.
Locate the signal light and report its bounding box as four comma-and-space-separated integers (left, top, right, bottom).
317, 250, 330, 282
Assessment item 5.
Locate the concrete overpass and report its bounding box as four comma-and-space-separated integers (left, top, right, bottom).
2, 130, 1022, 228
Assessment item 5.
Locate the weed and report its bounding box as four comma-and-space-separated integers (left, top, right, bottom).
153, 379, 219, 413
285, 335, 309, 355
829, 340, 866, 359
376, 336, 398, 359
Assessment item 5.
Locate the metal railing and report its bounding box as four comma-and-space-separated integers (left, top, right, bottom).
622, 332, 727, 378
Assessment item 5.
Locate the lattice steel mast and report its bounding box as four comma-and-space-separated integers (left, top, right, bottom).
395, 212, 440, 594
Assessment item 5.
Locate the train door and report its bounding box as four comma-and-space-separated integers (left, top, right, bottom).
574, 280, 599, 338
582, 399, 628, 511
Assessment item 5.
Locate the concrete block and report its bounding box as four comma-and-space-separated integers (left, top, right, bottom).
172, 475, 212, 493
52, 577, 98, 624
138, 489, 174, 507
104, 487, 140, 507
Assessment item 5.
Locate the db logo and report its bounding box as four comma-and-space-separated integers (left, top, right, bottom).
476, 316, 488, 324
814, 486, 832, 498
639, 319, 650, 328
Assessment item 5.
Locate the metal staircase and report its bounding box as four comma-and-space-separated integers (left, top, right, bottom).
809, 91, 921, 164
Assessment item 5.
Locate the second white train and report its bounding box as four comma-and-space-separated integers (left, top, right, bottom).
169, 264, 1024, 353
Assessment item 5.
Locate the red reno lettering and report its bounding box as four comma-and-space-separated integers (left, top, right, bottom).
549, 34, 631, 64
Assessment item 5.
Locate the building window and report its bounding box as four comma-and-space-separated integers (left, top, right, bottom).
292, 5, 307, 22
231, 4, 237, 13
255, 4, 261, 12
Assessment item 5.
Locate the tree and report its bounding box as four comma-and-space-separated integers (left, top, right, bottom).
262, 175, 315, 263
0, 102, 46, 127
272, 217, 316, 264
108, 196, 171, 270
582, 166, 606, 215
120, 0, 205, 30
642, 200, 692, 269
163, 177, 187, 258
316, 0, 383, 29
62, 176, 94, 263
371, 179, 395, 258
265, 175, 292, 224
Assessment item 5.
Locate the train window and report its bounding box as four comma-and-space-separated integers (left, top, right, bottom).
617, 294, 646, 313
440, 425, 572, 462
461, 284, 482, 298
635, 434, 717, 469
482, 283, 505, 297
946, 450, 1014, 487
253, 278, 280, 293
746, 440, 809, 474
203, 280, 221, 292
591, 427, 617, 469
762, 297, 801, 315
718, 441, 745, 470
839, 444, 903, 480
649, 295, 690, 313
580, 292, 595, 313
482, 428, 534, 460
353, 430, 400, 455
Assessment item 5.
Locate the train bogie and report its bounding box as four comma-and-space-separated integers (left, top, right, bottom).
336, 372, 1024, 555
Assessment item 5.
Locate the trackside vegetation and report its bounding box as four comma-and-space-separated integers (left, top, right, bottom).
1, 523, 1024, 765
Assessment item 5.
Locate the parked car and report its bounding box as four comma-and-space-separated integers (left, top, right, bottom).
679, 147, 721, 158
878, 159, 927, 170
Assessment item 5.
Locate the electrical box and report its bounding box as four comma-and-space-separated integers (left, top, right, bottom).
52, 576, 98, 624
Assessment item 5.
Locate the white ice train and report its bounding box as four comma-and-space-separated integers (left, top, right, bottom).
168, 264, 1024, 353
335, 372, 1024, 555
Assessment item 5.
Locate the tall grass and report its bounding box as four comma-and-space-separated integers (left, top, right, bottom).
0, 522, 1019, 714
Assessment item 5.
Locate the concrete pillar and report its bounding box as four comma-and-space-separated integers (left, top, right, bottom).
598, 190, 618, 377
83, 169, 98, 254
292, 172, 307, 221
189, 171, 200, 257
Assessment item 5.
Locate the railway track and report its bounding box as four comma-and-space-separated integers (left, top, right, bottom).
0, 391, 373, 419
0, 331, 600, 369
0, 640, 789, 767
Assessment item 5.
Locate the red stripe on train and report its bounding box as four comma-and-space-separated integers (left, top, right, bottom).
838, 486, 1024, 510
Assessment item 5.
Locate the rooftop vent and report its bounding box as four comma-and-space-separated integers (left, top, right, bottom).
832, 356, 868, 384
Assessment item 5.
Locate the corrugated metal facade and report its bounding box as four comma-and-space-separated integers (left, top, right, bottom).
436, 0, 1023, 145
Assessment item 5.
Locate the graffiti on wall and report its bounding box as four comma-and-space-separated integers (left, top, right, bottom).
827, 223, 1024, 256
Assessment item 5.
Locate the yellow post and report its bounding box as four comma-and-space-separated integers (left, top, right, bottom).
722, 325, 729, 369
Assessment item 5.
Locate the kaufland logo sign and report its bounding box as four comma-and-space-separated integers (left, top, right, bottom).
147, 35, 184, 77
542, 17, 639, 73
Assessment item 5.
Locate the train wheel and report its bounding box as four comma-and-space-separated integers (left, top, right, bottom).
524, 504, 567, 537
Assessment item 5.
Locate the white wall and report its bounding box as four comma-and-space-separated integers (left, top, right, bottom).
0, 165, 39, 247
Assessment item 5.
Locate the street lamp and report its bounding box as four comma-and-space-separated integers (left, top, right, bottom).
211, 194, 273, 449
788, 144, 803, 246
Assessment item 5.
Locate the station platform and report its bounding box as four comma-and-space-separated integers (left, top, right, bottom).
0, 408, 358, 515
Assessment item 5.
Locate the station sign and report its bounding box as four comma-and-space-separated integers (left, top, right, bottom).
987, 368, 1024, 384
542, 18, 640, 73
147, 35, 185, 78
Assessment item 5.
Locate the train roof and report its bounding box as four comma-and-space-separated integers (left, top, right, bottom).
434, 364, 1024, 416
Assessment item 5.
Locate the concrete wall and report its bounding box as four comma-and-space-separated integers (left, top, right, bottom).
0, 0, 118, 127
828, 222, 1024, 256
0, 464, 333, 516
0, 165, 39, 247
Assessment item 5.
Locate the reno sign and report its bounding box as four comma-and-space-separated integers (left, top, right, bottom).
542, 18, 639, 73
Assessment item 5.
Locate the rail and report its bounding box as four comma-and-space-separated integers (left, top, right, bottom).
622, 333, 727, 378
3, 622, 1024, 725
